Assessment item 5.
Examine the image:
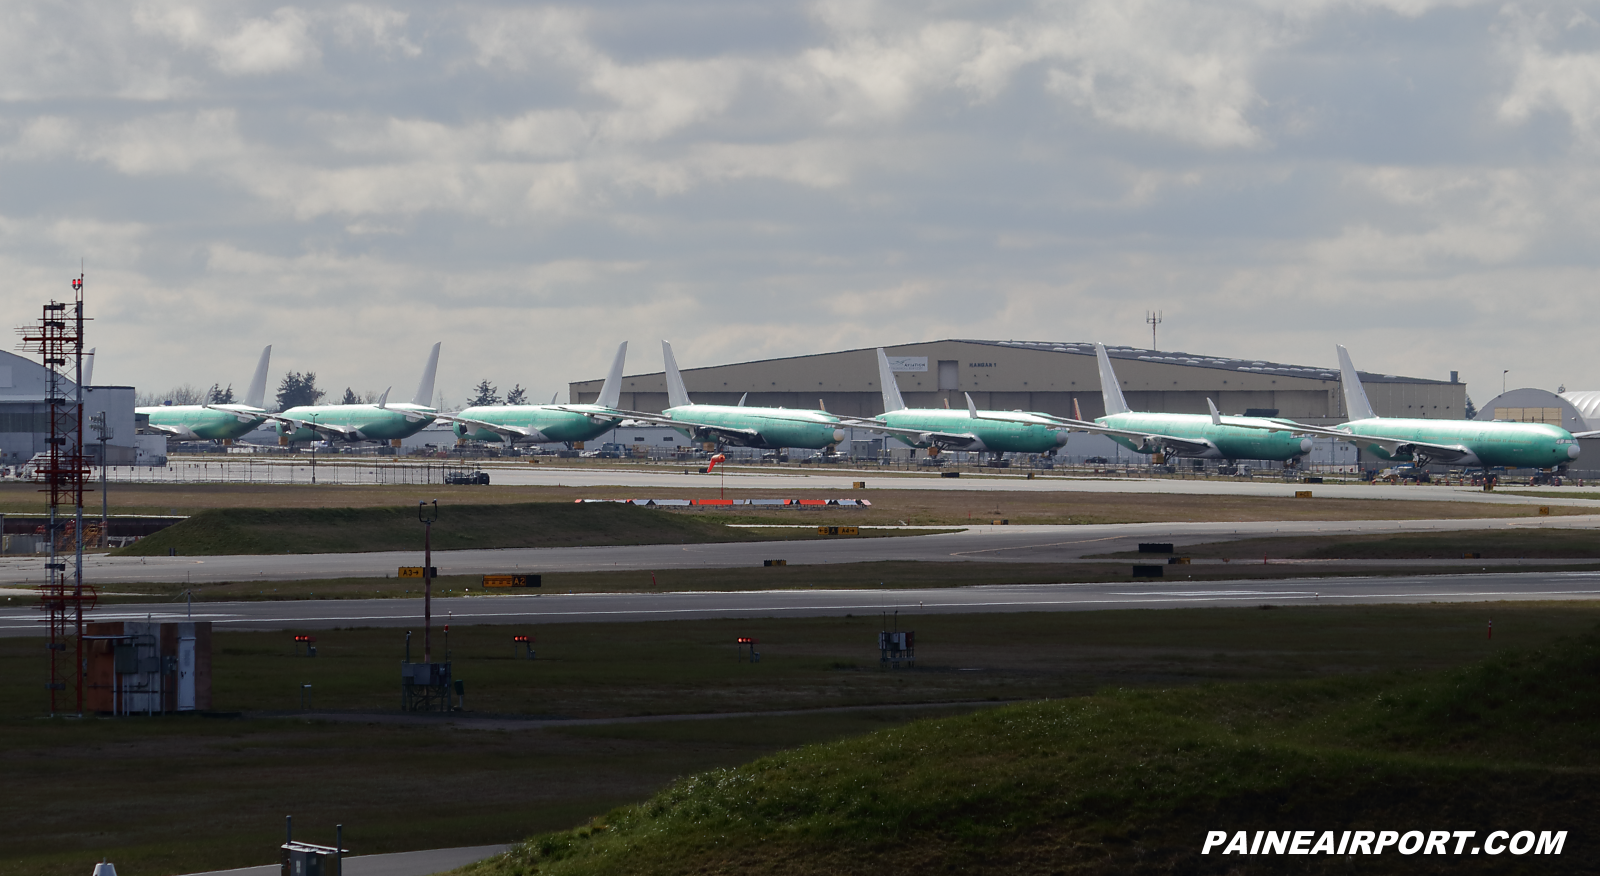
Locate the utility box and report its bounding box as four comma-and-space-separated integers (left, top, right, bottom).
85, 621, 212, 715
401, 661, 452, 712
879, 630, 915, 669
281, 841, 343, 876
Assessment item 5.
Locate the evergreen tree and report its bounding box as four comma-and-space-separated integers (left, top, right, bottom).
469, 379, 500, 406
1464, 395, 1477, 420
276, 372, 325, 410
340, 387, 360, 405
206, 383, 236, 404
504, 384, 528, 405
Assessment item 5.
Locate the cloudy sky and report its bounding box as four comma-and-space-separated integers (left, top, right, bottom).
3, 0, 1598, 407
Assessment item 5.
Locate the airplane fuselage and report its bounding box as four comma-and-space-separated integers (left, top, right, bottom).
879, 409, 1067, 454
664, 405, 845, 450
454, 404, 623, 444
1337, 418, 1578, 469
276, 403, 437, 443
137, 405, 268, 441
1101, 413, 1313, 461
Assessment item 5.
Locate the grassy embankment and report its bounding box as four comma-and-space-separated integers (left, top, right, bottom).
460, 625, 1600, 876
4, 480, 1588, 526
4, 602, 1597, 876
1096, 528, 1600, 560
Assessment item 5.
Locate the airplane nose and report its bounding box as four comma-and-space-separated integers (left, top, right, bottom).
1299, 437, 1313, 453
832, 429, 845, 444
1056, 431, 1069, 446
1570, 443, 1581, 460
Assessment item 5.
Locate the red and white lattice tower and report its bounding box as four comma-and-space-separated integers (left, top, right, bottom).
17, 274, 97, 715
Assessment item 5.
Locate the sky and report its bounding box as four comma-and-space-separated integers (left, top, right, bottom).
3, 0, 1599, 408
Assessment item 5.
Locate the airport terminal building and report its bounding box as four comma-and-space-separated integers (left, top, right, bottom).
570, 340, 1466, 425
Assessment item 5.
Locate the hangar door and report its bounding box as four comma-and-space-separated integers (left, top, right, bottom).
938, 361, 958, 391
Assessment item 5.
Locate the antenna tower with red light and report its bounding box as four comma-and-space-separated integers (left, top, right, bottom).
17, 273, 97, 715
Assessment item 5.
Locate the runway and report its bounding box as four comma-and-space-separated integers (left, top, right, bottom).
4, 568, 1598, 636
127, 458, 1600, 506
2, 515, 1597, 587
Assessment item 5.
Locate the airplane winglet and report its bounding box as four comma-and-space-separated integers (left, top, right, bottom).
245, 345, 272, 409
412, 342, 441, 408
1073, 398, 1084, 420
875, 348, 907, 413
1335, 345, 1378, 421
662, 341, 692, 409
550, 392, 559, 405
378, 387, 391, 408
965, 392, 979, 419
819, 398, 826, 412
1094, 343, 1132, 416
1207, 398, 1221, 426
595, 341, 628, 410
737, 392, 747, 407
84, 348, 96, 387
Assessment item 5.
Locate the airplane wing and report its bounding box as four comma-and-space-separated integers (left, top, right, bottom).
966, 404, 1214, 455
1573, 430, 1600, 439
545, 404, 627, 424
437, 414, 540, 441
1201, 401, 1478, 462
201, 404, 266, 424
264, 413, 365, 441
143, 422, 192, 438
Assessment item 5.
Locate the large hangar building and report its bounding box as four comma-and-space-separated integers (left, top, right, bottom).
570, 340, 1466, 425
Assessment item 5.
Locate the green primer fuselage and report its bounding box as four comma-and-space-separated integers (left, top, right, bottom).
1339, 418, 1578, 469
277, 404, 437, 442
1101, 413, 1313, 461
664, 405, 845, 450
137, 405, 267, 441
454, 404, 623, 444
879, 409, 1066, 453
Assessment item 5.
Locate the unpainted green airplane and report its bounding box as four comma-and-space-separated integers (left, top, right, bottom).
840, 348, 1069, 458
137, 346, 273, 441
444, 342, 629, 446
979, 344, 1312, 463
271, 343, 441, 444
618, 341, 846, 450
1251, 346, 1592, 470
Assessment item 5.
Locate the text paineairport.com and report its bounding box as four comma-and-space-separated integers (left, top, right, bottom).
1202, 830, 1566, 856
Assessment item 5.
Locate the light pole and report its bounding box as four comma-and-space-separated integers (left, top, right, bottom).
419, 500, 437, 662
1502, 370, 1509, 396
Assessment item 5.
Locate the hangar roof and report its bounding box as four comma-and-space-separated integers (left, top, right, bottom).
962, 340, 1447, 385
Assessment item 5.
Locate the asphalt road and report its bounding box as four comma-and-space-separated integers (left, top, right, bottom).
3, 515, 1597, 588
176, 844, 510, 876
7, 568, 1598, 636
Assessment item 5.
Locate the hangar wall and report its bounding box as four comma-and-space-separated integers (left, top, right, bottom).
0, 350, 140, 467
570, 340, 1465, 424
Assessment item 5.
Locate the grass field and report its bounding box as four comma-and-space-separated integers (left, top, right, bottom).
458, 622, 1600, 876
1095, 528, 1600, 560
108, 502, 936, 557
3, 602, 1598, 875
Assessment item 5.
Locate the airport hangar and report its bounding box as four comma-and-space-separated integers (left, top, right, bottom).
569, 340, 1467, 464
0, 349, 157, 469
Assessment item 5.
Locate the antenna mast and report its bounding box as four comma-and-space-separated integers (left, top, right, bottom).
1145, 310, 1162, 350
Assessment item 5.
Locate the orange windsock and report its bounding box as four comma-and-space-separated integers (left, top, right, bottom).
707, 453, 727, 473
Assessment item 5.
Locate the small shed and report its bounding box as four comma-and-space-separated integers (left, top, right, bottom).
84, 621, 212, 714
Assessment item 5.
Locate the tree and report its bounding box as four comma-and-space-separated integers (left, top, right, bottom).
1464, 395, 1477, 420
469, 379, 500, 406
505, 384, 528, 405
276, 371, 325, 410
207, 383, 235, 404
340, 387, 360, 405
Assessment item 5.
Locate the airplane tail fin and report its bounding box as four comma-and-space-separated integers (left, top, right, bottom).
244, 345, 272, 409
84, 348, 95, 387
1336, 345, 1378, 421
595, 341, 628, 410
1073, 398, 1084, 420
662, 341, 691, 408
1094, 344, 1132, 416
875, 348, 907, 413
412, 342, 441, 408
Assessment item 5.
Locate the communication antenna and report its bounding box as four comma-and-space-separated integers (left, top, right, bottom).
1145, 310, 1162, 350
